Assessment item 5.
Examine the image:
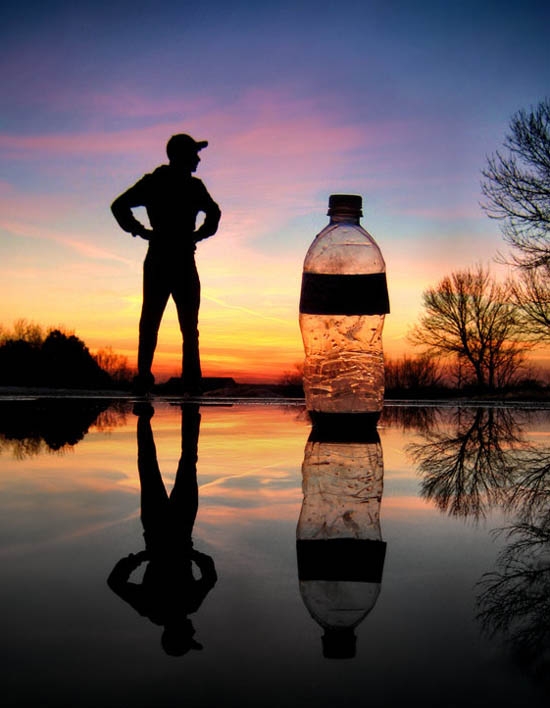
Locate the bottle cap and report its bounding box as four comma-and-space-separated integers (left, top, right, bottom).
327, 194, 363, 217
322, 628, 357, 659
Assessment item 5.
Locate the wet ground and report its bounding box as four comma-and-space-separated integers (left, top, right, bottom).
1, 397, 549, 707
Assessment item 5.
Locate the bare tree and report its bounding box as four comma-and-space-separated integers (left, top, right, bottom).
93, 346, 134, 385
510, 267, 550, 342
279, 362, 304, 387
385, 354, 442, 393
8, 319, 45, 347
408, 266, 531, 391
481, 98, 550, 270
482, 99, 550, 343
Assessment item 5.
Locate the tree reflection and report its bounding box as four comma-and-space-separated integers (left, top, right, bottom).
505, 447, 550, 523
476, 518, 550, 682
379, 404, 440, 433
406, 403, 550, 680
408, 407, 526, 519
0, 398, 118, 457
474, 427, 550, 682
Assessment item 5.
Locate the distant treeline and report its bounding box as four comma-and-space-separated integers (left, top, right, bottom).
2, 319, 548, 397
281, 354, 549, 400
384, 354, 549, 399
0, 320, 133, 389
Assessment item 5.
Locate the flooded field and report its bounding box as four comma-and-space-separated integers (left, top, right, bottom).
1, 397, 549, 707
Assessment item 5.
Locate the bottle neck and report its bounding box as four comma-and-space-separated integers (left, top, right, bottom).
329, 213, 361, 225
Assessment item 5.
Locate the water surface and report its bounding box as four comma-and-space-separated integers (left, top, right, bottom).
1, 398, 549, 707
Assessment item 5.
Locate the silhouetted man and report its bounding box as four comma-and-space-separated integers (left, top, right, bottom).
107, 402, 217, 656
111, 134, 221, 395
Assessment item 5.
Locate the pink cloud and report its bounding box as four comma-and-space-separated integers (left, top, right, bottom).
0, 124, 178, 158
0, 181, 74, 220
0, 86, 440, 262
2, 219, 134, 265
0, 86, 408, 166
399, 204, 483, 220
50, 89, 216, 121
0, 88, 417, 250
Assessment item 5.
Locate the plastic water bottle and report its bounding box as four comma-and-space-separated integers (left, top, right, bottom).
299, 194, 389, 423
296, 424, 386, 658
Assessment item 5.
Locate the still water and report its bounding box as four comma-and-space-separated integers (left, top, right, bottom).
1, 397, 549, 708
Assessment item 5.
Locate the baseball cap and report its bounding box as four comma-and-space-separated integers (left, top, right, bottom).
166, 134, 208, 159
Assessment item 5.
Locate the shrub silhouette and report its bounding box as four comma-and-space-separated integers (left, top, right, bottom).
0, 328, 112, 389
0, 339, 42, 386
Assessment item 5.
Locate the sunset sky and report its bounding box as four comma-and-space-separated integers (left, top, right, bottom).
2, 0, 549, 382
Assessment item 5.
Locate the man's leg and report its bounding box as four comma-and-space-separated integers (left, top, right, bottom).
173, 262, 202, 394
169, 403, 201, 545
137, 257, 170, 391
135, 403, 170, 550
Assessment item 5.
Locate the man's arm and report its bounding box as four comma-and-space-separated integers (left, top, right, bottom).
191, 549, 218, 589
107, 551, 149, 595
194, 185, 221, 243
111, 178, 153, 239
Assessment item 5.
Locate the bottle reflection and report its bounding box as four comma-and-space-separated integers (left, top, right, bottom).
107, 402, 217, 656
296, 422, 386, 659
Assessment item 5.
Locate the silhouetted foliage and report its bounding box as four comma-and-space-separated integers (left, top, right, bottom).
41, 329, 111, 388
0, 338, 42, 386
0, 323, 112, 389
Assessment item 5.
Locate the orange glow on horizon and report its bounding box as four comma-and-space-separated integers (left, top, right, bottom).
7, 399, 540, 559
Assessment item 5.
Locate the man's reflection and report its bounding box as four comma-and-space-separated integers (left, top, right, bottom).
108, 402, 217, 656
296, 422, 386, 659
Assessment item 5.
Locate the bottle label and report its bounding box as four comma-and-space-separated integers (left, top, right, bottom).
299, 272, 390, 315
297, 538, 387, 582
